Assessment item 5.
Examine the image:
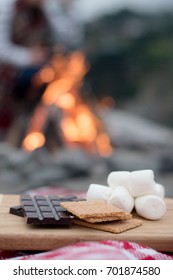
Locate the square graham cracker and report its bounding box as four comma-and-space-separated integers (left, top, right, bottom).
60, 200, 132, 223
73, 218, 143, 234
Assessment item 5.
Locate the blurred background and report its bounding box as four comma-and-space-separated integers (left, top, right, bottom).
0, 0, 173, 196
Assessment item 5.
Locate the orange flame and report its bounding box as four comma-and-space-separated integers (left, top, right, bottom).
39, 66, 55, 83
55, 92, 75, 110
96, 133, 112, 157
22, 51, 112, 156
22, 132, 45, 152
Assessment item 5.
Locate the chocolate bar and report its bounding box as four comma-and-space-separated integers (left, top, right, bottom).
19, 195, 83, 226
9, 205, 24, 217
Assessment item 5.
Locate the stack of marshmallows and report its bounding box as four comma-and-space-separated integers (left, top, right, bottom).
86, 169, 166, 220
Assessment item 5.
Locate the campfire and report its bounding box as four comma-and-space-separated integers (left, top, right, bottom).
22, 51, 112, 157
2, 51, 172, 194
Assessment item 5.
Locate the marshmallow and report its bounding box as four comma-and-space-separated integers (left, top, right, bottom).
152, 183, 165, 199
86, 184, 112, 201
135, 195, 166, 220
142, 182, 165, 199
128, 169, 156, 197
108, 186, 135, 213
107, 171, 131, 189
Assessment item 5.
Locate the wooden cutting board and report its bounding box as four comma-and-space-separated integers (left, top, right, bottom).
0, 194, 172, 253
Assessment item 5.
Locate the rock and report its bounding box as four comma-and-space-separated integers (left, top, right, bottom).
53, 147, 93, 176
0, 169, 23, 194
108, 149, 160, 172
7, 149, 31, 169
101, 109, 173, 148
27, 166, 69, 188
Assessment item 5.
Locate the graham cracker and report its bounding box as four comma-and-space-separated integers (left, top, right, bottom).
60, 200, 132, 223
73, 218, 143, 234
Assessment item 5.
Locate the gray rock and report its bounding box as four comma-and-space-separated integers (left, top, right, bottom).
0, 169, 23, 193
27, 166, 70, 188
108, 149, 160, 173
7, 149, 31, 169
102, 109, 173, 148
53, 147, 93, 175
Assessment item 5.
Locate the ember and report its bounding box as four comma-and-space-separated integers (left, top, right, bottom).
22, 51, 112, 156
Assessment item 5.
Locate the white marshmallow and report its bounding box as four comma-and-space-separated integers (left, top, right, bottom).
108, 186, 135, 213
107, 171, 131, 189
135, 195, 166, 220
137, 183, 165, 199
128, 169, 156, 197
86, 184, 112, 201
151, 183, 165, 199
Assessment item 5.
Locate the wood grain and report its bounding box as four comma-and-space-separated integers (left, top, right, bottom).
0, 195, 172, 252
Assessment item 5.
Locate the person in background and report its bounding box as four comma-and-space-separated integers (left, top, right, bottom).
0, 0, 83, 137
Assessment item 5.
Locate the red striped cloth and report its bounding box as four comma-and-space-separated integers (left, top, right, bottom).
11, 240, 173, 260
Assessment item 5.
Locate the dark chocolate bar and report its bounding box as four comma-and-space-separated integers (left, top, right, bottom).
19, 195, 82, 226
9, 205, 25, 217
